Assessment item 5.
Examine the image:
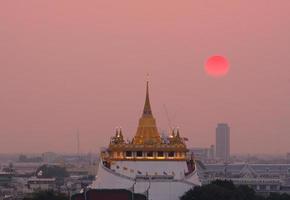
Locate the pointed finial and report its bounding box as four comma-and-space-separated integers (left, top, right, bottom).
176, 127, 180, 138
171, 128, 176, 137
115, 127, 119, 136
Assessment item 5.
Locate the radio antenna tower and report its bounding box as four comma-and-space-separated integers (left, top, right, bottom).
76, 128, 80, 157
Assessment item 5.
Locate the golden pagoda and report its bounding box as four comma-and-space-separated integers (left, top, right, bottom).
93, 81, 200, 200
105, 81, 188, 162
132, 81, 161, 145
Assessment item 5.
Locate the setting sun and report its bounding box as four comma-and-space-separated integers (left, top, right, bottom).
205, 55, 230, 77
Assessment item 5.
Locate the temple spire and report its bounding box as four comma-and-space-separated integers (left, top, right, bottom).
143, 81, 152, 116
132, 81, 161, 145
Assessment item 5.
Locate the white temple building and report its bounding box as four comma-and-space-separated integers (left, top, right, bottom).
91, 82, 201, 200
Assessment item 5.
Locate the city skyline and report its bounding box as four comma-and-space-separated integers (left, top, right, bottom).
1, 1, 290, 154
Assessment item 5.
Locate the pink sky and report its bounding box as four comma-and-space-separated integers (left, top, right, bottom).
0, 1, 290, 154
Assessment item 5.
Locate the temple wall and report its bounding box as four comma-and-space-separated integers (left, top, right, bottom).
91, 161, 201, 200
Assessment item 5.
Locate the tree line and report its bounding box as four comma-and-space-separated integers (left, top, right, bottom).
181, 180, 290, 200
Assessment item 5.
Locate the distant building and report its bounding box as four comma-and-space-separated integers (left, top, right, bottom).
209, 145, 215, 160
42, 152, 59, 163
287, 153, 290, 164
191, 145, 215, 161
215, 123, 230, 161
201, 163, 290, 194
10, 162, 42, 175
0, 172, 12, 186
191, 148, 209, 161
25, 177, 56, 193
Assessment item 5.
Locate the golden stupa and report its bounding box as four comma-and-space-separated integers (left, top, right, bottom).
132, 81, 162, 145
106, 81, 188, 161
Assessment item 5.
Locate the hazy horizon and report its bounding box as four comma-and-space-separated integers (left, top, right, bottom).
1, 1, 290, 155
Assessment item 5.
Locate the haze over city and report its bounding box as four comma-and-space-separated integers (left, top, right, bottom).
1, 1, 290, 154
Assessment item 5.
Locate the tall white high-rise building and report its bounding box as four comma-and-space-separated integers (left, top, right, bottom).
215, 123, 230, 161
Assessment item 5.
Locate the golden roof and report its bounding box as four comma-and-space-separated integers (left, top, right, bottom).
132, 81, 162, 145
104, 82, 189, 162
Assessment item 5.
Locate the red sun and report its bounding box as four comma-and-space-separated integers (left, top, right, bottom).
205, 55, 229, 77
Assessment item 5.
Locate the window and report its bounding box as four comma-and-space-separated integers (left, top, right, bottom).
158, 151, 164, 157
147, 151, 153, 157
270, 185, 277, 191
136, 151, 143, 157
126, 151, 132, 157
260, 185, 266, 190
168, 152, 174, 157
